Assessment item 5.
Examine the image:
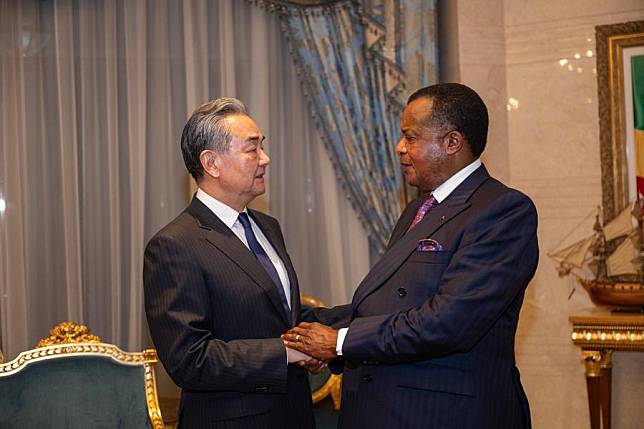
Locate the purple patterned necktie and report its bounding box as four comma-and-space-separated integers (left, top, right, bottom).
407, 194, 438, 231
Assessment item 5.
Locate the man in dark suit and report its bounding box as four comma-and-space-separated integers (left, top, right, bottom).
144, 98, 319, 428
285, 83, 538, 428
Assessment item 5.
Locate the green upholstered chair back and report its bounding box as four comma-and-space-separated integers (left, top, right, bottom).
0, 337, 164, 429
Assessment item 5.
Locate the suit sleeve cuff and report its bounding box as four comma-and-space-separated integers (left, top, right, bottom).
336, 327, 348, 356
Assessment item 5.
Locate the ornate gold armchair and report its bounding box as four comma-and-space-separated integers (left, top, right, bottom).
300, 294, 342, 410
0, 322, 164, 429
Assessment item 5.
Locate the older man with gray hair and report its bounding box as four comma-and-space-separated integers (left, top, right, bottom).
144, 98, 318, 429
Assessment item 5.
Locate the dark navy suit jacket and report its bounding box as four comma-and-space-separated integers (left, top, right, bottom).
143, 197, 314, 429
316, 165, 538, 429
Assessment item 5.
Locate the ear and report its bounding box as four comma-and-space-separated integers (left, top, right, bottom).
199, 150, 221, 178
445, 130, 465, 155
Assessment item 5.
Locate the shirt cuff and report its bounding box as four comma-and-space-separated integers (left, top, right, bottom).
336, 327, 348, 356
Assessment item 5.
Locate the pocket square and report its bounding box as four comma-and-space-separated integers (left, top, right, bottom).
417, 238, 443, 252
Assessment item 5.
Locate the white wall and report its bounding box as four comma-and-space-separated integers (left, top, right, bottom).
442, 1, 644, 427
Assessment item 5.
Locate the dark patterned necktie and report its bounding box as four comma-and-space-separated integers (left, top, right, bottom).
407, 194, 438, 232
238, 212, 291, 321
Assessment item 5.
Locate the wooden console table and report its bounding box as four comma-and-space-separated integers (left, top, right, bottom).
569, 310, 644, 429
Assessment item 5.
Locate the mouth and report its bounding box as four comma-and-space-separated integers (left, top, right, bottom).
255, 172, 265, 180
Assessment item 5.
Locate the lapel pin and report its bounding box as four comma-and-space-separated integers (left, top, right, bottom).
440, 215, 446, 221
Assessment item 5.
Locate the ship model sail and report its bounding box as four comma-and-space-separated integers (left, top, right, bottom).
549, 203, 644, 307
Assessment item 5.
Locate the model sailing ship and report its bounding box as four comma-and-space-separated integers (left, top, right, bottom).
549, 202, 644, 308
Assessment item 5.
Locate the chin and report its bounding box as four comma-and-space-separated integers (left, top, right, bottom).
252, 186, 266, 196
404, 175, 418, 188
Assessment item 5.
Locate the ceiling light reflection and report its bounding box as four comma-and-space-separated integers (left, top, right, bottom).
506, 98, 519, 111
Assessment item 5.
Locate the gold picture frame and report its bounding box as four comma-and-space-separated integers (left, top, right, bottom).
596, 20, 644, 221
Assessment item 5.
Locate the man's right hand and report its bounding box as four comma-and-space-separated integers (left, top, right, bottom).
286, 346, 326, 375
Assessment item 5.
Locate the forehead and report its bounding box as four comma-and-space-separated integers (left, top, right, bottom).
224, 114, 262, 139
401, 98, 434, 129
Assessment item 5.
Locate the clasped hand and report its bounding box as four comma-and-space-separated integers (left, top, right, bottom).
282, 322, 339, 363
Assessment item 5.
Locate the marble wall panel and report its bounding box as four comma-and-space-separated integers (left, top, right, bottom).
456, 0, 511, 183
504, 3, 644, 429
451, 1, 644, 427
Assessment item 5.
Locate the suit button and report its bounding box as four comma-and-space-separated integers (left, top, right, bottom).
397, 287, 407, 297
297, 374, 306, 382
361, 374, 372, 383
254, 386, 269, 393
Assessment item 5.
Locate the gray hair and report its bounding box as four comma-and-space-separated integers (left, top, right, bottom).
180, 97, 249, 180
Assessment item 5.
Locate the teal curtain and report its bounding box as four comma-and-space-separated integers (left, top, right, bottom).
251, 0, 438, 252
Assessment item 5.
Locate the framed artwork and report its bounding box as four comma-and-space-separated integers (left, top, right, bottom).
596, 20, 644, 222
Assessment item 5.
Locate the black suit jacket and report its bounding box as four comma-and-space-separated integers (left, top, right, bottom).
143, 197, 314, 429
323, 165, 538, 429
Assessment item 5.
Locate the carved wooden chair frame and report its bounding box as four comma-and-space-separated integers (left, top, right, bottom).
0, 322, 164, 429
300, 294, 342, 410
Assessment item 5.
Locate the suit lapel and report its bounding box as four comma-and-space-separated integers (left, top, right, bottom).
351, 165, 491, 310
386, 197, 423, 250
187, 198, 290, 326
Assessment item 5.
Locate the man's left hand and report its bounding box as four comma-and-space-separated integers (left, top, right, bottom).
282, 322, 338, 362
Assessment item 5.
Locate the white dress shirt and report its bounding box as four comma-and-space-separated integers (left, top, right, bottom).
196, 188, 291, 308
335, 159, 482, 356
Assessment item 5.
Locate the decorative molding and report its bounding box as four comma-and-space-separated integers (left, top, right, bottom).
0, 343, 159, 376
570, 312, 644, 351
300, 293, 326, 309
312, 373, 342, 410
36, 321, 101, 347
144, 360, 165, 429
581, 350, 603, 377
572, 326, 644, 350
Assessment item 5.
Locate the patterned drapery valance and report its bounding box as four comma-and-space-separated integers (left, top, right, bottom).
250, 0, 438, 252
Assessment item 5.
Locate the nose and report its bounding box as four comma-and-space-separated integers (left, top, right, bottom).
259, 147, 271, 166
396, 138, 407, 155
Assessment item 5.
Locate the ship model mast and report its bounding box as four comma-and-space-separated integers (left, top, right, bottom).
590, 210, 608, 282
